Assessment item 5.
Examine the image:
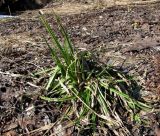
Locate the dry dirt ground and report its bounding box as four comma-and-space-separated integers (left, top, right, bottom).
0, 0, 160, 136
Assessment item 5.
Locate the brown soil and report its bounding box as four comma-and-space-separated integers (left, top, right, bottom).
0, 1, 160, 136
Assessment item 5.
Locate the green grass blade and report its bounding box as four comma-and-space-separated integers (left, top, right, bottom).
54, 13, 74, 55
32, 67, 54, 77
40, 96, 75, 102
46, 66, 60, 90
43, 35, 66, 76
59, 80, 115, 124
40, 15, 70, 67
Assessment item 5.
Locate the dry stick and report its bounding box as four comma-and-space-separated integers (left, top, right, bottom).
0, 71, 23, 77
20, 123, 55, 136
23, 122, 74, 136
26, 82, 39, 88
7, 5, 12, 16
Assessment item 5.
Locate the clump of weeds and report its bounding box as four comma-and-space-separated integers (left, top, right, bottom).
36, 12, 151, 136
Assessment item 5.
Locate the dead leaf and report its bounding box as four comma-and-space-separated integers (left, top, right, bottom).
3, 130, 17, 136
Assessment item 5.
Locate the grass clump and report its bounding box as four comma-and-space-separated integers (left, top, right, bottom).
39, 13, 151, 135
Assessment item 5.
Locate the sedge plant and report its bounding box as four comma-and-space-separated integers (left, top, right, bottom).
39, 12, 151, 135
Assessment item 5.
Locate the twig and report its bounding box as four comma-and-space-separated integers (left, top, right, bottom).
0, 70, 23, 77
26, 82, 39, 88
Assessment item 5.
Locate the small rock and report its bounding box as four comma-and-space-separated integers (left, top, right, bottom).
82, 26, 87, 31
43, 115, 51, 125
99, 16, 103, 19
